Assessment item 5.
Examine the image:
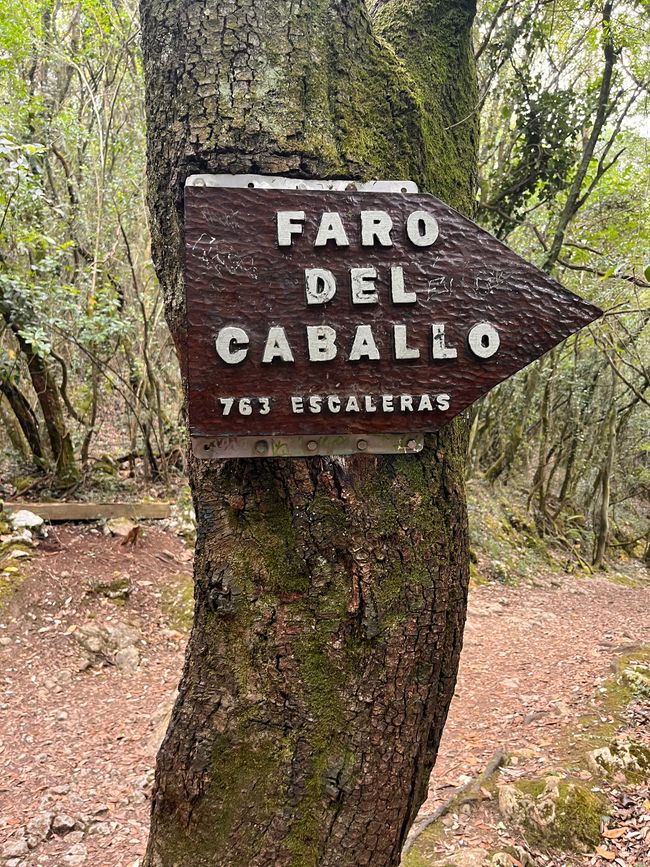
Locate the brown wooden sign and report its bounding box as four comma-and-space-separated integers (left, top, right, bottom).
184, 178, 602, 455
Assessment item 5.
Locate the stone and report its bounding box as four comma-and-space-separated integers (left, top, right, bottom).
444, 848, 489, 867
62, 842, 88, 865
71, 620, 140, 667
105, 517, 138, 538
89, 575, 132, 600
1, 835, 29, 857
10, 510, 43, 531
0, 636, 11, 646
25, 812, 53, 848
52, 813, 78, 834
587, 738, 650, 783
498, 776, 604, 852
114, 645, 140, 670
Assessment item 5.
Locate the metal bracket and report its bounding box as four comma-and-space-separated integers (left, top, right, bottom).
187, 173, 422, 459
193, 434, 424, 460
185, 174, 419, 194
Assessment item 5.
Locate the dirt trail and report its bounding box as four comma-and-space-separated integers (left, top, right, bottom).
0, 526, 648, 866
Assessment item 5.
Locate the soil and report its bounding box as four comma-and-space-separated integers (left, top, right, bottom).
0, 525, 648, 866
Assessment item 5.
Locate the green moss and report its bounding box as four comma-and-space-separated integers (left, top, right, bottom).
160, 572, 195, 634
513, 778, 546, 798
508, 778, 605, 852
402, 820, 444, 866
242, 502, 310, 595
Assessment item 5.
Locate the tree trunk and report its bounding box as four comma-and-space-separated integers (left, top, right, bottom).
0, 378, 47, 467
0, 393, 33, 463
19, 341, 79, 487
139, 1, 478, 865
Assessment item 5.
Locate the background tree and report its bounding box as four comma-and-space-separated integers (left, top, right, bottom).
139, 0, 477, 865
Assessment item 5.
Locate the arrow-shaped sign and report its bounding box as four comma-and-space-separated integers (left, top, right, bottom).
184, 177, 602, 457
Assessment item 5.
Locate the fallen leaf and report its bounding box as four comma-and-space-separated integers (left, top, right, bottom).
603, 827, 627, 839
595, 846, 616, 861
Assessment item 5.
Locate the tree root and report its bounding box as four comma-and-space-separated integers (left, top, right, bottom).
402, 749, 507, 857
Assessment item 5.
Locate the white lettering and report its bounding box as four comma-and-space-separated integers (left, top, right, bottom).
314, 212, 349, 247
309, 396, 323, 413
291, 396, 304, 413
360, 210, 393, 247
327, 396, 341, 413
364, 395, 377, 412
349, 325, 380, 361
262, 327, 294, 363
394, 324, 420, 360
406, 210, 439, 247
400, 395, 414, 411
468, 322, 500, 359
277, 211, 305, 246
345, 396, 360, 412
307, 325, 338, 361
437, 393, 450, 411
431, 323, 457, 359
305, 268, 337, 305
215, 327, 249, 364
350, 267, 379, 305
382, 395, 394, 412
390, 266, 416, 304
418, 394, 434, 411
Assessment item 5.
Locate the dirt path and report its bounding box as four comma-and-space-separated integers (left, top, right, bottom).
1, 527, 648, 866
424, 569, 650, 813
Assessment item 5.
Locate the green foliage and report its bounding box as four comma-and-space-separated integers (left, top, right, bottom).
471, 0, 649, 568
0, 0, 181, 485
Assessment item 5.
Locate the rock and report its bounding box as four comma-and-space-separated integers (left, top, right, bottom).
52, 813, 78, 834
71, 620, 140, 667
490, 850, 539, 867
498, 776, 604, 852
114, 645, 140, 670
89, 574, 132, 600
0, 636, 11, 647
66, 831, 85, 844
86, 821, 111, 836
25, 812, 53, 847
444, 848, 489, 867
6, 548, 30, 560
1, 834, 29, 857
105, 517, 138, 538
62, 842, 87, 865
10, 510, 43, 531
587, 738, 650, 783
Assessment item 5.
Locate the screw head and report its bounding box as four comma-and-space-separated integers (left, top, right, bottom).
255, 440, 268, 454
357, 439, 368, 451
407, 438, 418, 450
307, 440, 318, 452
193, 176, 206, 186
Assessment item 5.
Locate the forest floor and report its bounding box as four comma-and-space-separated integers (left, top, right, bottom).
0, 522, 648, 866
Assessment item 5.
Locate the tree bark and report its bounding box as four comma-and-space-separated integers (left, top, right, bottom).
139, 1, 478, 864
0, 379, 47, 467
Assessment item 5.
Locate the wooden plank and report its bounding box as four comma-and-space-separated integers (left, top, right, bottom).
4, 502, 172, 522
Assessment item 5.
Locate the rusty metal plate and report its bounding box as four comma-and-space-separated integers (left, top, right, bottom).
184, 182, 602, 446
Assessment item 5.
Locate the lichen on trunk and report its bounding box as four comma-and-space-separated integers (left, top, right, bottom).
139, 1, 478, 864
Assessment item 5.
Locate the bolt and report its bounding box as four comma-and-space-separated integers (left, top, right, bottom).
255, 440, 268, 454
407, 439, 418, 450
357, 439, 368, 451
307, 440, 318, 452
192, 176, 206, 186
